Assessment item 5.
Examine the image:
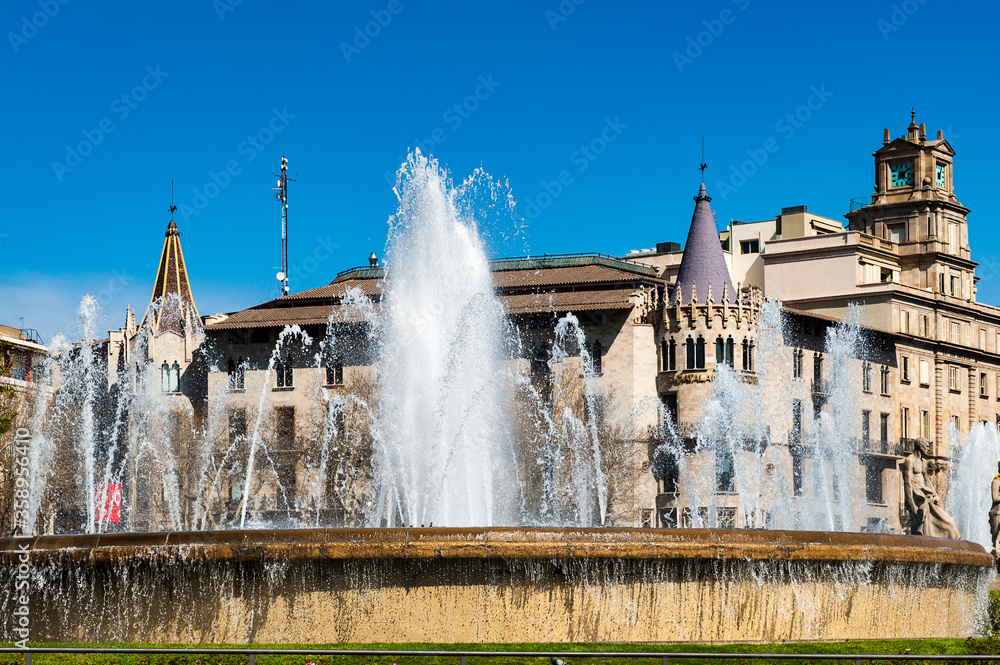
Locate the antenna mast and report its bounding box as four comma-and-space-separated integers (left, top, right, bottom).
271, 155, 295, 296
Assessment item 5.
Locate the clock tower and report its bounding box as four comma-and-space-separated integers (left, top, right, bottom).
846, 112, 975, 300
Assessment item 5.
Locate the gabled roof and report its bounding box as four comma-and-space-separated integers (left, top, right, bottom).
674, 184, 736, 304
141, 220, 200, 335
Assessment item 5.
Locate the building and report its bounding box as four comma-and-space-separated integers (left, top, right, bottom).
61, 113, 994, 534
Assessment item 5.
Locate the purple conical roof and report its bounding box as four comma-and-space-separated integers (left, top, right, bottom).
674, 183, 736, 304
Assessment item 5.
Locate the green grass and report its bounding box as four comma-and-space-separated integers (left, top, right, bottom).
0, 639, 998, 665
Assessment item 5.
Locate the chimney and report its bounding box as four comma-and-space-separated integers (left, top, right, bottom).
919, 123, 926, 141
883, 128, 890, 145
369, 252, 379, 268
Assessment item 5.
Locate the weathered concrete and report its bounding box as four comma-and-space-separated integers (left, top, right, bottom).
0, 527, 993, 643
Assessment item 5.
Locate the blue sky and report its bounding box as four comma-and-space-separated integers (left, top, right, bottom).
2, 0, 999, 341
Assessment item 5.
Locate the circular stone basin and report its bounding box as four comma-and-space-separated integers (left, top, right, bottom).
0, 527, 993, 643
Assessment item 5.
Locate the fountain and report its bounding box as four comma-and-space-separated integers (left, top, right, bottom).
0, 152, 993, 644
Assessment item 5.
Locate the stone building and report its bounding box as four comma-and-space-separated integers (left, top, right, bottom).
77, 113, 995, 534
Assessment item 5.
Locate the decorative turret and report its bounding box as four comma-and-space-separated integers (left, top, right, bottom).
141, 219, 200, 336
674, 183, 736, 304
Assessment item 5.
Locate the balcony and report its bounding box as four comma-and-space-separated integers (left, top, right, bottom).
856, 233, 898, 254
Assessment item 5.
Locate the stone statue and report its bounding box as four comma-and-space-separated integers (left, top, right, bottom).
901, 437, 961, 539
990, 461, 1000, 557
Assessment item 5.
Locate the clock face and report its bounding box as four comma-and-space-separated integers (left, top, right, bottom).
936, 163, 946, 187
890, 161, 914, 187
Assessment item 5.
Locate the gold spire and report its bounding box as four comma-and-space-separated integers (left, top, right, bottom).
140, 218, 200, 335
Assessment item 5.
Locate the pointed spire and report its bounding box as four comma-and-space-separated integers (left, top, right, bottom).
141, 218, 200, 335
675, 183, 737, 305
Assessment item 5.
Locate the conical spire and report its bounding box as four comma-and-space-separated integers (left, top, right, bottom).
140, 219, 200, 335
674, 183, 736, 304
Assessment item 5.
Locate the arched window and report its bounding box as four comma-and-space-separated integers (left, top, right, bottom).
591, 340, 602, 375
275, 358, 293, 388
685, 338, 695, 370
660, 340, 668, 372
326, 356, 344, 386
695, 337, 706, 369
715, 337, 725, 365
742, 339, 750, 371
725, 338, 734, 366
170, 362, 180, 392
747, 342, 755, 372
668, 339, 676, 371
161, 362, 170, 392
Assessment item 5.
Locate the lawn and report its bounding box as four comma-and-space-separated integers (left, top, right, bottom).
0, 639, 998, 665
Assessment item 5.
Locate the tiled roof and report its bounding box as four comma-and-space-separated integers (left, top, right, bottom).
674, 183, 736, 304
206, 305, 370, 330
205, 254, 660, 332
272, 276, 383, 302
501, 289, 637, 314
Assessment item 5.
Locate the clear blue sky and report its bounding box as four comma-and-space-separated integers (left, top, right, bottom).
3, 0, 999, 341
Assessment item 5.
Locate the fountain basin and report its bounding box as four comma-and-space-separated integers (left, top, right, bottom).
0, 528, 993, 643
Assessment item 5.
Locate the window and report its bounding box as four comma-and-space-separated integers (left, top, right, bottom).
948, 365, 961, 392
160, 362, 170, 392
668, 339, 676, 371
919, 359, 930, 386
228, 357, 245, 390
695, 337, 706, 369
900, 309, 910, 334
591, 340, 602, 375
920, 314, 929, 337
982, 372, 989, 398
813, 354, 823, 392
900, 407, 909, 440
170, 362, 180, 392
901, 356, 910, 382
950, 275, 960, 297
880, 365, 890, 395
793, 348, 803, 379
880, 413, 889, 449
865, 464, 884, 504
275, 407, 295, 449
685, 338, 695, 370
949, 223, 960, 255
747, 341, 754, 372
888, 224, 905, 244
920, 410, 931, 439
275, 360, 294, 388
981, 329, 988, 350
715, 451, 735, 493
951, 415, 961, 434
326, 357, 344, 385
862, 362, 872, 393
791, 400, 802, 443
791, 445, 804, 497
950, 320, 960, 344
660, 340, 668, 371
229, 408, 247, 445
742, 340, 749, 369
740, 239, 760, 254
861, 410, 871, 446
714, 337, 734, 368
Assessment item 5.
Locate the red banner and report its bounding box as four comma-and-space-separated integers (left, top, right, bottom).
95, 484, 121, 523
